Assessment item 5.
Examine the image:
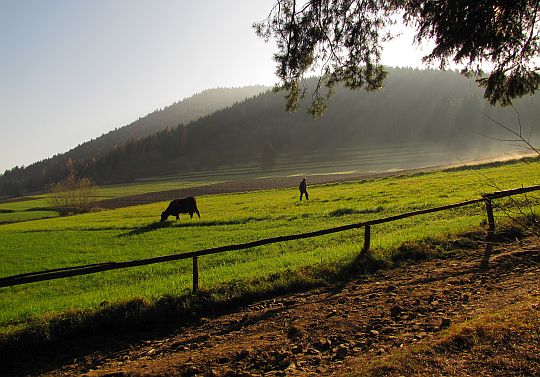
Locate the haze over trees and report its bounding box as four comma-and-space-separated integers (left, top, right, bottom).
1, 68, 539, 196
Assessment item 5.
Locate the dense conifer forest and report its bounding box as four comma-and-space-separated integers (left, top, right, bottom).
2, 68, 539, 196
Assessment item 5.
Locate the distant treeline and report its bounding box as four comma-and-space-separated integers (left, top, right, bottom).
2, 68, 539, 196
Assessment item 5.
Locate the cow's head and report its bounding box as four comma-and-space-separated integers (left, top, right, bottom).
160, 211, 169, 222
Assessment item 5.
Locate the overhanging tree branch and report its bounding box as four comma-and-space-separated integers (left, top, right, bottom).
480, 109, 540, 156
255, 1, 540, 115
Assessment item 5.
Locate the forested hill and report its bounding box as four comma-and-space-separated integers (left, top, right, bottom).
2, 68, 540, 195
66, 85, 269, 159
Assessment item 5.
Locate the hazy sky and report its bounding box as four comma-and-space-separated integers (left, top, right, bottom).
0, 0, 428, 173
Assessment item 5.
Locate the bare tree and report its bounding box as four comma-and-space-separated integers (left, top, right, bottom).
481, 106, 540, 157
477, 109, 539, 238
47, 170, 98, 214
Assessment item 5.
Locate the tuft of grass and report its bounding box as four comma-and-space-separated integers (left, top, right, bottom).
328, 208, 362, 217
328, 206, 385, 217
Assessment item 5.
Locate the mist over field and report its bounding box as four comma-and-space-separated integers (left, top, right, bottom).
1, 68, 539, 196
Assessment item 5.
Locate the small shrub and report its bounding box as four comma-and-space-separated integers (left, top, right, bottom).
358, 206, 385, 214
46, 170, 97, 214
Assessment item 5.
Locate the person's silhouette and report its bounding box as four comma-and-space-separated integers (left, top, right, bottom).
299, 177, 309, 201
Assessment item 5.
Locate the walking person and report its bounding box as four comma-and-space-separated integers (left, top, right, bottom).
299, 177, 309, 201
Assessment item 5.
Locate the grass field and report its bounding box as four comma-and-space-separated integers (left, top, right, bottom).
0, 159, 539, 337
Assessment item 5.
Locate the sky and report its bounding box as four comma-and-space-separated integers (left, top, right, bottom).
0, 0, 428, 173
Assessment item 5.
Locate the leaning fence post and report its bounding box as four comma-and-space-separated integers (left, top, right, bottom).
361, 225, 371, 256
192, 256, 199, 293
482, 196, 495, 268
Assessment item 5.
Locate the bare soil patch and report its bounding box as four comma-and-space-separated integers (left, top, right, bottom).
17, 235, 539, 377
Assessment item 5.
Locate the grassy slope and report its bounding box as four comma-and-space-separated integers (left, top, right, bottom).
0, 198, 58, 224
0, 160, 539, 335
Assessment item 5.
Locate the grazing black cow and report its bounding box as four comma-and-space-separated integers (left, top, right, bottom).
160, 196, 200, 221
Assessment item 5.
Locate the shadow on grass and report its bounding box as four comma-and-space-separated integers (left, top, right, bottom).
117, 221, 173, 237
118, 216, 273, 237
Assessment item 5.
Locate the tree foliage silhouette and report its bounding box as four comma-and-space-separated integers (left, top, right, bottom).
254, 0, 540, 115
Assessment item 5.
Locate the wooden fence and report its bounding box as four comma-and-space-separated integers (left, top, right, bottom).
1, 185, 539, 292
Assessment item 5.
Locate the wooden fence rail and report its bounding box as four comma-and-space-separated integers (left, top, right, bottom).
1, 185, 539, 291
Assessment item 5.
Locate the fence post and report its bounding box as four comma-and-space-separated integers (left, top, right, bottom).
192, 256, 199, 293
361, 225, 371, 256
482, 197, 495, 268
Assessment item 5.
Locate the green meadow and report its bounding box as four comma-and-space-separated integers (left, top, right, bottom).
0, 160, 539, 336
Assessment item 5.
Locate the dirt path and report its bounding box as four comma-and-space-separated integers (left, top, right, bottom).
27, 235, 538, 377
